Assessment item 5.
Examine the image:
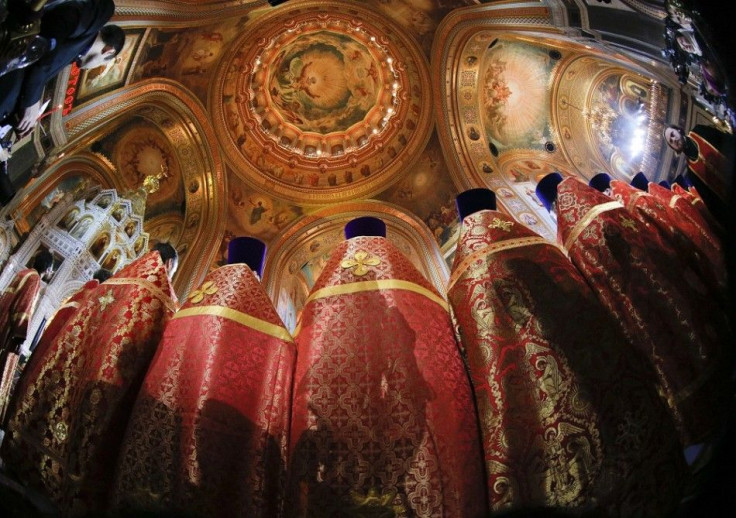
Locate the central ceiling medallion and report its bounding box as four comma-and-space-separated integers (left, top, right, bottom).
212, 1, 432, 204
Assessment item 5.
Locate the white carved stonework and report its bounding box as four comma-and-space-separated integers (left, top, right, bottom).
0, 186, 149, 356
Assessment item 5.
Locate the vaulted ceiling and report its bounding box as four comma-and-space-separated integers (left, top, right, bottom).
10, 0, 681, 304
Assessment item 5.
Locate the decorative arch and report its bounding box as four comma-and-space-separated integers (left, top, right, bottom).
53, 79, 226, 298
263, 200, 449, 332
433, 5, 681, 241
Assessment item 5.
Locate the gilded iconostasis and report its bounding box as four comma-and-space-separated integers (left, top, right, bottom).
2, 0, 699, 329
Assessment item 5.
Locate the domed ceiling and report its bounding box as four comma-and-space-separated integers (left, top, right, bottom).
12, 0, 687, 303
211, 1, 433, 204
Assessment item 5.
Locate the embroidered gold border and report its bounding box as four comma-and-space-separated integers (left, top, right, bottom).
563, 201, 622, 251
14, 270, 38, 294
448, 237, 554, 290
105, 278, 177, 313
172, 305, 293, 343
305, 279, 448, 311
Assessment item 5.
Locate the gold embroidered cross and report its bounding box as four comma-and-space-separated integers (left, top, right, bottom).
98, 291, 115, 311
489, 217, 513, 232
340, 250, 381, 276
620, 217, 637, 231
188, 280, 218, 304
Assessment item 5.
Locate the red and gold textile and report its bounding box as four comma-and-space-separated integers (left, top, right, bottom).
671, 183, 722, 235
688, 131, 731, 202
556, 178, 732, 446
1, 252, 177, 516
0, 268, 41, 351
0, 268, 41, 422
112, 264, 296, 518
649, 182, 720, 240
287, 236, 486, 517
611, 180, 727, 304
3, 280, 99, 428
448, 209, 685, 516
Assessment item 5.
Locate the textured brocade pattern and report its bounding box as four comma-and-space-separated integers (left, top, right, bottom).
0, 269, 41, 350
649, 183, 720, 244
556, 179, 732, 446
448, 210, 685, 516
288, 237, 487, 517
611, 181, 727, 305
1, 269, 42, 420
1, 252, 177, 516
112, 264, 295, 518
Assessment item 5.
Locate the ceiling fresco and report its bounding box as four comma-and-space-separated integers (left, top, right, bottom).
480, 38, 556, 154
377, 133, 461, 253
211, 1, 433, 204
435, 23, 679, 241
8, 0, 694, 302
96, 119, 184, 219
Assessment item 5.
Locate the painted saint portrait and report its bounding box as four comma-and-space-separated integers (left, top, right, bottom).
77, 30, 144, 102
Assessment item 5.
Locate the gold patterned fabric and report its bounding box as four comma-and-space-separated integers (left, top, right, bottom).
448, 209, 686, 516
287, 236, 487, 517
112, 264, 296, 518
611, 180, 727, 307
0, 268, 42, 422
1, 252, 177, 516
556, 178, 733, 447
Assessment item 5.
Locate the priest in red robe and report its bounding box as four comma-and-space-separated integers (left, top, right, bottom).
536, 173, 732, 449
0, 249, 54, 422
3, 270, 112, 431
1, 243, 179, 515
112, 237, 296, 518
448, 188, 685, 516
286, 217, 486, 517
606, 173, 727, 307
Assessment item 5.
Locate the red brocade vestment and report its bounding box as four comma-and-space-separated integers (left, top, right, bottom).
287, 236, 487, 517
0, 268, 41, 421
3, 280, 99, 429
447, 209, 685, 516
112, 264, 296, 518
610, 180, 727, 305
649, 182, 720, 241
555, 178, 732, 447
671, 183, 722, 235
1, 252, 177, 516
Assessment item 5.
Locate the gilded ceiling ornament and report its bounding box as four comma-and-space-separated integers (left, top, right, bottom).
211, 1, 432, 203
340, 250, 381, 277
188, 280, 218, 304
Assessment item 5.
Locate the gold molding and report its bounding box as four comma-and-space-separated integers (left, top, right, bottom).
60, 79, 226, 299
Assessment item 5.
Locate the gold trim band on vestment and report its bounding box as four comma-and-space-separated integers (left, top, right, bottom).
104, 278, 177, 313
563, 201, 623, 252
14, 270, 37, 294
628, 190, 647, 211
305, 279, 448, 311
172, 305, 293, 343
668, 195, 681, 209
448, 237, 555, 291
